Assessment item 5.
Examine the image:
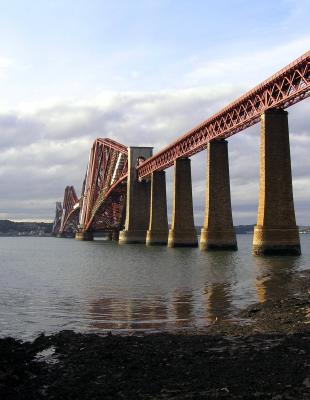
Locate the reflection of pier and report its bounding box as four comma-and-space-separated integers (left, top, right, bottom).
204, 283, 233, 323
172, 292, 194, 327
83, 249, 302, 333
88, 295, 168, 331
87, 279, 236, 332
254, 257, 299, 304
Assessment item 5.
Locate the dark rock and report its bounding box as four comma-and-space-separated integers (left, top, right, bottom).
3, 270, 310, 399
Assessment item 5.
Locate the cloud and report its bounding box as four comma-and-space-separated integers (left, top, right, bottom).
0, 40, 309, 224
185, 37, 310, 88
1, 87, 239, 221
0, 57, 13, 79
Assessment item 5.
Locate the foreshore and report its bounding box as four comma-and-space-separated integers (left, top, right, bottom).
2, 270, 310, 399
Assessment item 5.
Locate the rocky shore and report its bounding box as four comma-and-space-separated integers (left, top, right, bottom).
2, 270, 310, 399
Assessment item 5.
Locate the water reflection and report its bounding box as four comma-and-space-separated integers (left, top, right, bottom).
86, 251, 239, 331
254, 256, 300, 303
172, 291, 194, 327
204, 283, 232, 323
202, 252, 236, 323
130, 296, 168, 330
87, 281, 234, 332
88, 296, 169, 331
1, 236, 310, 339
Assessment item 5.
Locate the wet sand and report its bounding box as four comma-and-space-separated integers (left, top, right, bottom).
2, 270, 310, 399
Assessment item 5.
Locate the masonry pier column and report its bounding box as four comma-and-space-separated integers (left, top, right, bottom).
119, 147, 153, 244
168, 158, 198, 247
106, 232, 113, 240
253, 109, 300, 255
200, 139, 237, 250
146, 171, 169, 245
112, 230, 119, 241
75, 231, 93, 241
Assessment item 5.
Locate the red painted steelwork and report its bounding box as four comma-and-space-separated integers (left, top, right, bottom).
84, 174, 127, 231
137, 50, 310, 178
62, 186, 78, 214
52, 201, 62, 236
57, 186, 79, 235
60, 206, 80, 235
79, 138, 128, 233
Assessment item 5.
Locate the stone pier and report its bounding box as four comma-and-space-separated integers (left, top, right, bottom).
200, 140, 237, 250
146, 171, 169, 245
75, 231, 93, 241
111, 230, 119, 241
105, 232, 113, 241
253, 109, 300, 256
168, 158, 198, 247
119, 147, 153, 244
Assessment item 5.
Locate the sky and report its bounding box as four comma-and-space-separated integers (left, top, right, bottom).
0, 0, 309, 224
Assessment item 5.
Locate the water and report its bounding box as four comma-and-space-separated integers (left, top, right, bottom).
1, 235, 310, 340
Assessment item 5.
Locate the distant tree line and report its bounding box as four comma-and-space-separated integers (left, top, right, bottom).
234, 225, 254, 234
0, 220, 53, 235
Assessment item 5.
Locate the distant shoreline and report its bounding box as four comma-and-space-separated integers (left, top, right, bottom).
0, 220, 53, 237
1, 219, 310, 237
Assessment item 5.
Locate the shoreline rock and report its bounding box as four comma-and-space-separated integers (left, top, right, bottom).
2, 330, 310, 399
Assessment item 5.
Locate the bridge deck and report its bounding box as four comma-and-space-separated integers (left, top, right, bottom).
137, 50, 310, 178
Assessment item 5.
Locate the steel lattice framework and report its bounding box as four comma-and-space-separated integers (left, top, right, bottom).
52, 201, 63, 236
137, 50, 310, 178
52, 186, 79, 236
79, 138, 128, 233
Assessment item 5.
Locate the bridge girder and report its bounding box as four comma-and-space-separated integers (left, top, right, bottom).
137, 50, 310, 178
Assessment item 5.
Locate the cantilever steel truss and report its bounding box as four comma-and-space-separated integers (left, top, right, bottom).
52, 201, 63, 236
137, 50, 310, 178
52, 186, 79, 236
79, 138, 128, 232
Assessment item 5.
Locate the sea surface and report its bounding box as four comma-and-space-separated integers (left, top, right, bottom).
1, 235, 310, 340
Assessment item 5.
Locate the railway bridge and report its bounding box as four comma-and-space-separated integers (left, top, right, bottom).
53, 50, 310, 255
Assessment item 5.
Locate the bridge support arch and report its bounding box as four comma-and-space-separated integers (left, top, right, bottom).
253, 109, 301, 256
119, 147, 153, 244
168, 158, 198, 247
200, 139, 237, 250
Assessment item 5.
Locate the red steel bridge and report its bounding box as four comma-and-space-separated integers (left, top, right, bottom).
53, 50, 309, 239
